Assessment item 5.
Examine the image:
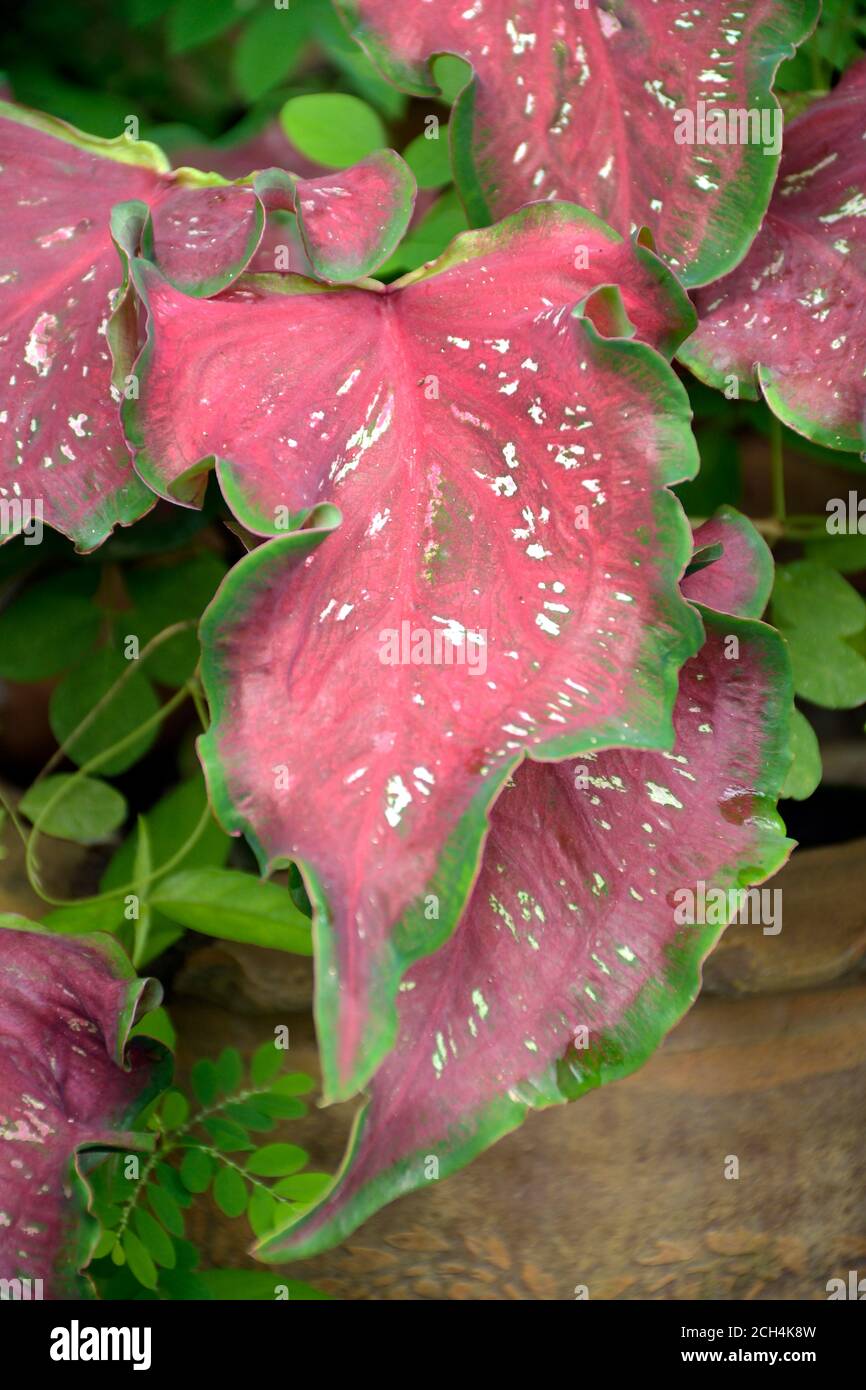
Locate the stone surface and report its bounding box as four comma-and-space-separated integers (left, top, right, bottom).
703, 838, 866, 995
174, 977, 866, 1300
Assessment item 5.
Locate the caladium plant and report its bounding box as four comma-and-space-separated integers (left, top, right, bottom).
336, 0, 818, 285
0, 103, 414, 548
128, 202, 706, 1099
1, 0, 861, 1299
0, 917, 167, 1297
680, 58, 866, 453
259, 513, 792, 1259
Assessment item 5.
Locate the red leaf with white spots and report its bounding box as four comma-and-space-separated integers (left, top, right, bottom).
292, 153, 416, 283
0, 104, 269, 548
144, 180, 264, 297
337, 0, 817, 286
259, 606, 792, 1260
0, 918, 167, 1297
681, 61, 866, 452
1, 102, 408, 547
170, 203, 705, 1100
683, 505, 774, 618
0, 105, 166, 549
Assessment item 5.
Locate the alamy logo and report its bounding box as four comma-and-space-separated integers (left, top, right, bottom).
674, 100, 782, 156
50, 1320, 152, 1371
0, 1276, 44, 1300
0, 496, 43, 545
379, 619, 488, 676
826, 1270, 866, 1299
672, 880, 782, 935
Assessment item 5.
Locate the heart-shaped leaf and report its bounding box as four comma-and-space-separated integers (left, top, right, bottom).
291, 152, 416, 282
258, 601, 792, 1261
682, 505, 774, 618
1, 102, 411, 548
0, 917, 168, 1296
158, 203, 707, 1100
681, 59, 866, 452
337, 0, 818, 286
0, 104, 265, 549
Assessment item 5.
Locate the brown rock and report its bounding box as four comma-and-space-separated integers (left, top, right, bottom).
702, 839, 866, 995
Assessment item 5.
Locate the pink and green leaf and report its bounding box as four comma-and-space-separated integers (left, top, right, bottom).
179, 203, 705, 1101
126, 202, 696, 519
336, 0, 818, 287
0, 105, 259, 548
258, 607, 793, 1260
683, 505, 774, 618
0, 103, 167, 549
143, 175, 265, 298
680, 60, 866, 453
0, 917, 168, 1297
292, 152, 417, 282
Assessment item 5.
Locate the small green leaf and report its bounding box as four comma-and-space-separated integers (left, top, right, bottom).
432, 53, 472, 104
197, 1268, 331, 1299
126, 552, 227, 687
215, 1046, 243, 1095
269, 1071, 314, 1097
156, 1162, 193, 1208
254, 1094, 305, 1121
203, 1117, 255, 1152
160, 1089, 190, 1131
50, 647, 159, 775
134, 1207, 176, 1269
180, 1148, 214, 1194
131, 815, 153, 969
250, 1041, 283, 1088
191, 1058, 219, 1106
247, 1186, 278, 1238
19, 774, 126, 844
773, 561, 866, 636
168, 0, 239, 54
271, 1172, 332, 1203
0, 570, 100, 681
772, 562, 866, 709
151, 868, 313, 954
102, 776, 230, 892
122, 1229, 158, 1289
402, 127, 452, 189
41, 899, 125, 936
377, 187, 469, 276
232, 2, 313, 101
280, 93, 386, 168
91, 1228, 118, 1260
784, 629, 866, 708
224, 1101, 274, 1132
131, 1005, 176, 1051
246, 1143, 308, 1178
213, 1164, 248, 1219
148, 1182, 185, 1238
804, 532, 866, 574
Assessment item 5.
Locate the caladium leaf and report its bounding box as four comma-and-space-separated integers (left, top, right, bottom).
682, 505, 773, 618
259, 606, 793, 1260
127, 201, 695, 520
143, 178, 265, 298
336, 0, 818, 286
681, 60, 866, 453
0, 105, 266, 548
0, 104, 166, 549
292, 152, 416, 283
1, 101, 408, 548
179, 203, 705, 1101
0, 917, 168, 1297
